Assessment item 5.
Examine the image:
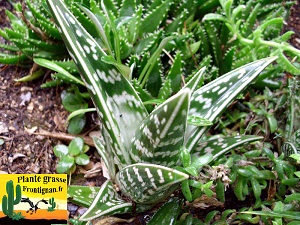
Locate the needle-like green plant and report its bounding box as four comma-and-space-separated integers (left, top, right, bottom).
46, 0, 278, 223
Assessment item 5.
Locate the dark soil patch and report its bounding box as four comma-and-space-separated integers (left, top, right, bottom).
0, 65, 66, 173
0, 216, 67, 225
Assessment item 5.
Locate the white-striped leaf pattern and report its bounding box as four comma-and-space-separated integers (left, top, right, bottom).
185, 57, 277, 151
115, 163, 189, 204
68, 185, 100, 207
47, 0, 148, 168
194, 135, 263, 160
130, 89, 190, 166
80, 180, 132, 221
93, 136, 116, 180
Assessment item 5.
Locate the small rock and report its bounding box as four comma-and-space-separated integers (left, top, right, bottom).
27, 102, 34, 112
0, 122, 8, 134
24, 144, 30, 151
20, 86, 33, 92
8, 126, 16, 131
38, 104, 44, 111
77, 207, 88, 215
20, 92, 32, 106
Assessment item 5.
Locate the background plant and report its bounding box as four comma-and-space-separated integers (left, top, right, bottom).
1, 0, 300, 224
53, 137, 90, 174
45, 0, 285, 224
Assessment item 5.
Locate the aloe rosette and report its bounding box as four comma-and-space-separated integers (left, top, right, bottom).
47, 0, 276, 222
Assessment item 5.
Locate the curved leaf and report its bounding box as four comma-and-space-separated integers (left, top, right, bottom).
185, 57, 277, 151
80, 180, 132, 221
130, 89, 190, 166
47, 0, 149, 168
194, 135, 263, 160
115, 163, 189, 204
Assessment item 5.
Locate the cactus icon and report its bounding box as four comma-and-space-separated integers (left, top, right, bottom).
47, 197, 56, 212
2, 180, 22, 218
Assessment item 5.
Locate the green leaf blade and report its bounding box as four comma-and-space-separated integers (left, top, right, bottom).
116, 163, 189, 204
130, 89, 190, 166
47, 0, 149, 168
185, 57, 277, 151
80, 180, 132, 221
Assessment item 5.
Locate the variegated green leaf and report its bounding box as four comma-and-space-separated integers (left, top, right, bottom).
80, 180, 132, 221
182, 66, 205, 94
93, 136, 116, 180
139, 0, 171, 36
130, 89, 190, 166
68, 185, 100, 207
282, 142, 299, 159
115, 163, 189, 204
165, 51, 182, 93
185, 57, 277, 151
194, 135, 263, 160
47, 0, 149, 168
33, 58, 85, 86
119, 0, 136, 17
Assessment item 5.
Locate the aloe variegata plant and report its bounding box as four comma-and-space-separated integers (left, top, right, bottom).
47, 0, 277, 222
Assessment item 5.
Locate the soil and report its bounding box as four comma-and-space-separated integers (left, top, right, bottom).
0, 1, 66, 174
0, 1, 299, 224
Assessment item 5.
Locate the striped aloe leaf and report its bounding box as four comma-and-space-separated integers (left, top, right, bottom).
80, 180, 132, 221
115, 163, 189, 204
47, 0, 148, 168
194, 135, 263, 161
185, 57, 277, 151
130, 89, 190, 166
68, 185, 100, 207
93, 136, 116, 180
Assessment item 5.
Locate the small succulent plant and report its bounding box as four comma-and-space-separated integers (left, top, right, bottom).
54, 137, 90, 174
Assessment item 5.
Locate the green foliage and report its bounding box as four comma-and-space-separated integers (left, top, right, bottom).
54, 137, 90, 174
46, 0, 277, 222
1, 180, 22, 219
3, 0, 300, 224
0, 0, 67, 65
199, 0, 298, 87
61, 89, 89, 134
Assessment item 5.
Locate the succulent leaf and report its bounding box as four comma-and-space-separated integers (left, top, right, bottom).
115, 163, 189, 204
185, 57, 277, 151
194, 135, 263, 160
68, 185, 100, 207
93, 136, 116, 180
80, 180, 132, 221
130, 89, 190, 166
47, 0, 149, 168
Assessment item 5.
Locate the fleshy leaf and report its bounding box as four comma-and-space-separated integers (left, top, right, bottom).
56, 155, 74, 174
93, 136, 116, 180
194, 135, 263, 160
139, 0, 171, 36
115, 163, 189, 204
53, 144, 68, 158
47, 0, 149, 168
68, 185, 100, 207
147, 197, 181, 225
75, 153, 90, 165
185, 57, 277, 151
80, 180, 132, 221
68, 137, 84, 156
33, 58, 84, 86
130, 89, 190, 166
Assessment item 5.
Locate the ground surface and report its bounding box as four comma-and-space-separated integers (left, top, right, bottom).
0, 1, 67, 174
